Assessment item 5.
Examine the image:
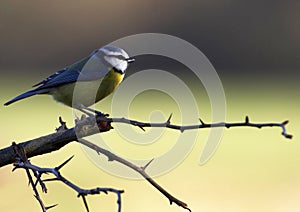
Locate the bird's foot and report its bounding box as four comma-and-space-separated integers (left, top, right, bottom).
78, 105, 109, 117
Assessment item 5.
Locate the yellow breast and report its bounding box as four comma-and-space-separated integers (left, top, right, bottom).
49, 69, 124, 107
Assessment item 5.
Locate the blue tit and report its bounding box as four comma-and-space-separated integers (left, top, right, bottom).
4, 45, 135, 110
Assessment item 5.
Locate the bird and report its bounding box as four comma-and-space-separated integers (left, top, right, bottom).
4, 45, 135, 114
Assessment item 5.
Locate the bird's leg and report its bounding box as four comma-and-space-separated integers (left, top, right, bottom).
77, 107, 94, 117
78, 105, 109, 117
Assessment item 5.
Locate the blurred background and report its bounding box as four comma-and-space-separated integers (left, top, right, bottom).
0, 0, 299, 211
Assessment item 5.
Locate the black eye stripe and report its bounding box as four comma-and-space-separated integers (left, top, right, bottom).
107, 55, 126, 60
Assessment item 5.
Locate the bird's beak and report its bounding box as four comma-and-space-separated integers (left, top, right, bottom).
126, 57, 135, 63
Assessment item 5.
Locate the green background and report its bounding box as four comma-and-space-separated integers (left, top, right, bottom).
0, 1, 299, 212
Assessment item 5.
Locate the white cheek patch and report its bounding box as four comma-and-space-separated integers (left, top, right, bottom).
104, 56, 128, 73
115, 61, 128, 72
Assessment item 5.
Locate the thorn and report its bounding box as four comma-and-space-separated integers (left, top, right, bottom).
199, 118, 205, 125
56, 116, 68, 132
33, 195, 40, 202
166, 113, 173, 124
81, 195, 89, 212
283, 133, 293, 139
142, 159, 154, 170
138, 125, 145, 131
56, 155, 74, 170
245, 116, 249, 124
45, 204, 58, 210
42, 186, 48, 194
43, 178, 58, 182
282, 120, 289, 125
59, 116, 64, 124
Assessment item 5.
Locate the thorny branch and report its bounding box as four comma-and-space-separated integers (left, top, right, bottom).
0, 114, 292, 168
105, 114, 292, 139
78, 138, 191, 211
1, 114, 292, 212
12, 142, 124, 212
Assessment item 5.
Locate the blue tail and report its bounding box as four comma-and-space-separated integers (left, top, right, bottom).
4, 89, 47, 106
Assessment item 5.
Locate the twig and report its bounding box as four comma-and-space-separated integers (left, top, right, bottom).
104, 115, 292, 139
12, 142, 56, 211
78, 138, 191, 211
0, 115, 292, 168
12, 143, 124, 212
1, 114, 292, 212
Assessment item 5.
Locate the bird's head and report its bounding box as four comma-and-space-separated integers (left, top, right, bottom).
98, 45, 135, 74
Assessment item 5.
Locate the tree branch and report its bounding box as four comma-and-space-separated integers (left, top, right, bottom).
105, 115, 292, 139
12, 142, 124, 212
0, 116, 102, 167
78, 138, 191, 211
0, 115, 292, 168
1, 114, 292, 212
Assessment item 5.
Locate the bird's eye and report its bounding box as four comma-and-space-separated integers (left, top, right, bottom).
110, 55, 126, 60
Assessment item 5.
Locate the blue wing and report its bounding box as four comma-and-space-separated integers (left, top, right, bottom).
34, 50, 110, 89
4, 50, 111, 106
